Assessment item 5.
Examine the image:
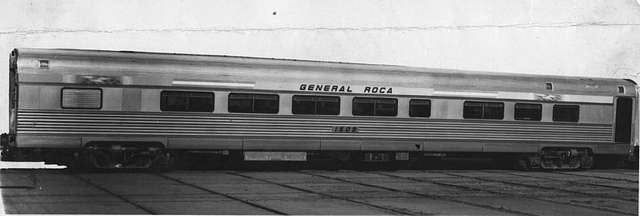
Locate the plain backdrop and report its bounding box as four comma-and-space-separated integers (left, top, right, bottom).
1, 0, 639, 133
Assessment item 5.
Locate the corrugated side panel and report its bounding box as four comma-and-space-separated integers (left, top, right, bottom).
17, 110, 613, 143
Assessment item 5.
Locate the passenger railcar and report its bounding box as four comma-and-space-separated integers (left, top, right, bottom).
1, 48, 638, 169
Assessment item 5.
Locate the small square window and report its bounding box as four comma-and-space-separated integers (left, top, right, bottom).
553, 105, 579, 122
409, 99, 431, 117
618, 86, 625, 94
545, 82, 553, 90
514, 103, 542, 121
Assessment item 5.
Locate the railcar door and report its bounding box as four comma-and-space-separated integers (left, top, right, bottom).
614, 97, 633, 143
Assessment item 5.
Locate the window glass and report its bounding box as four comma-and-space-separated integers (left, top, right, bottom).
292, 95, 315, 114
553, 105, 579, 122
61, 88, 102, 109
228, 93, 253, 113
254, 94, 279, 113
409, 99, 431, 117
353, 97, 397, 116
292, 95, 340, 115
228, 93, 279, 113
375, 99, 397, 116
353, 98, 375, 116
188, 93, 215, 112
317, 96, 340, 115
162, 92, 189, 111
514, 103, 542, 121
463, 101, 484, 119
463, 101, 504, 119
483, 102, 504, 119
161, 91, 214, 112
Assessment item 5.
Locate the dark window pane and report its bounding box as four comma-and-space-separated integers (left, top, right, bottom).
188, 92, 214, 112
353, 97, 397, 116
483, 102, 504, 119
375, 98, 397, 116
463, 101, 484, 119
293, 95, 340, 115
464, 101, 503, 119
253, 94, 278, 113
353, 98, 375, 116
161, 92, 188, 111
553, 105, 579, 122
229, 93, 278, 113
514, 103, 542, 121
161, 91, 213, 112
316, 96, 340, 115
228, 93, 253, 113
292, 95, 315, 114
409, 99, 431, 117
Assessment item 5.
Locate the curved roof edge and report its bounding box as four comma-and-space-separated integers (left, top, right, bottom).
13, 48, 635, 83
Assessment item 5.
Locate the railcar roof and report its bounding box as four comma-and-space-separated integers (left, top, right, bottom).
12, 48, 635, 85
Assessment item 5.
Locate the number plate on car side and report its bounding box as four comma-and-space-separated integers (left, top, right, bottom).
243, 152, 307, 161
332, 126, 359, 133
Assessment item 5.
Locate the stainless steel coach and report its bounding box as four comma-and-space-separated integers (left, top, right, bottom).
2, 48, 638, 169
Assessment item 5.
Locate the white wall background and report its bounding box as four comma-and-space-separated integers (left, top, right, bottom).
1, 0, 640, 133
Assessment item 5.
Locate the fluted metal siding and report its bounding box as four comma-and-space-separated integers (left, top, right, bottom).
17, 110, 613, 143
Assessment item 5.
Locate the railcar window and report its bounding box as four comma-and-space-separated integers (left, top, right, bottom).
463, 101, 484, 119
409, 99, 431, 117
254, 94, 279, 113
553, 105, 579, 122
463, 101, 504, 119
514, 103, 542, 121
353, 97, 397, 116
292, 95, 340, 115
228, 93, 279, 113
317, 96, 341, 115
160, 91, 214, 112
61, 88, 102, 109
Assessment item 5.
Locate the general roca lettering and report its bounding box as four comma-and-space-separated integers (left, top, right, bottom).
299, 84, 392, 94
300, 84, 352, 92
364, 86, 392, 94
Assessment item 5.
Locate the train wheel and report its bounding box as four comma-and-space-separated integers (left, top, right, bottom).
540, 148, 592, 170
